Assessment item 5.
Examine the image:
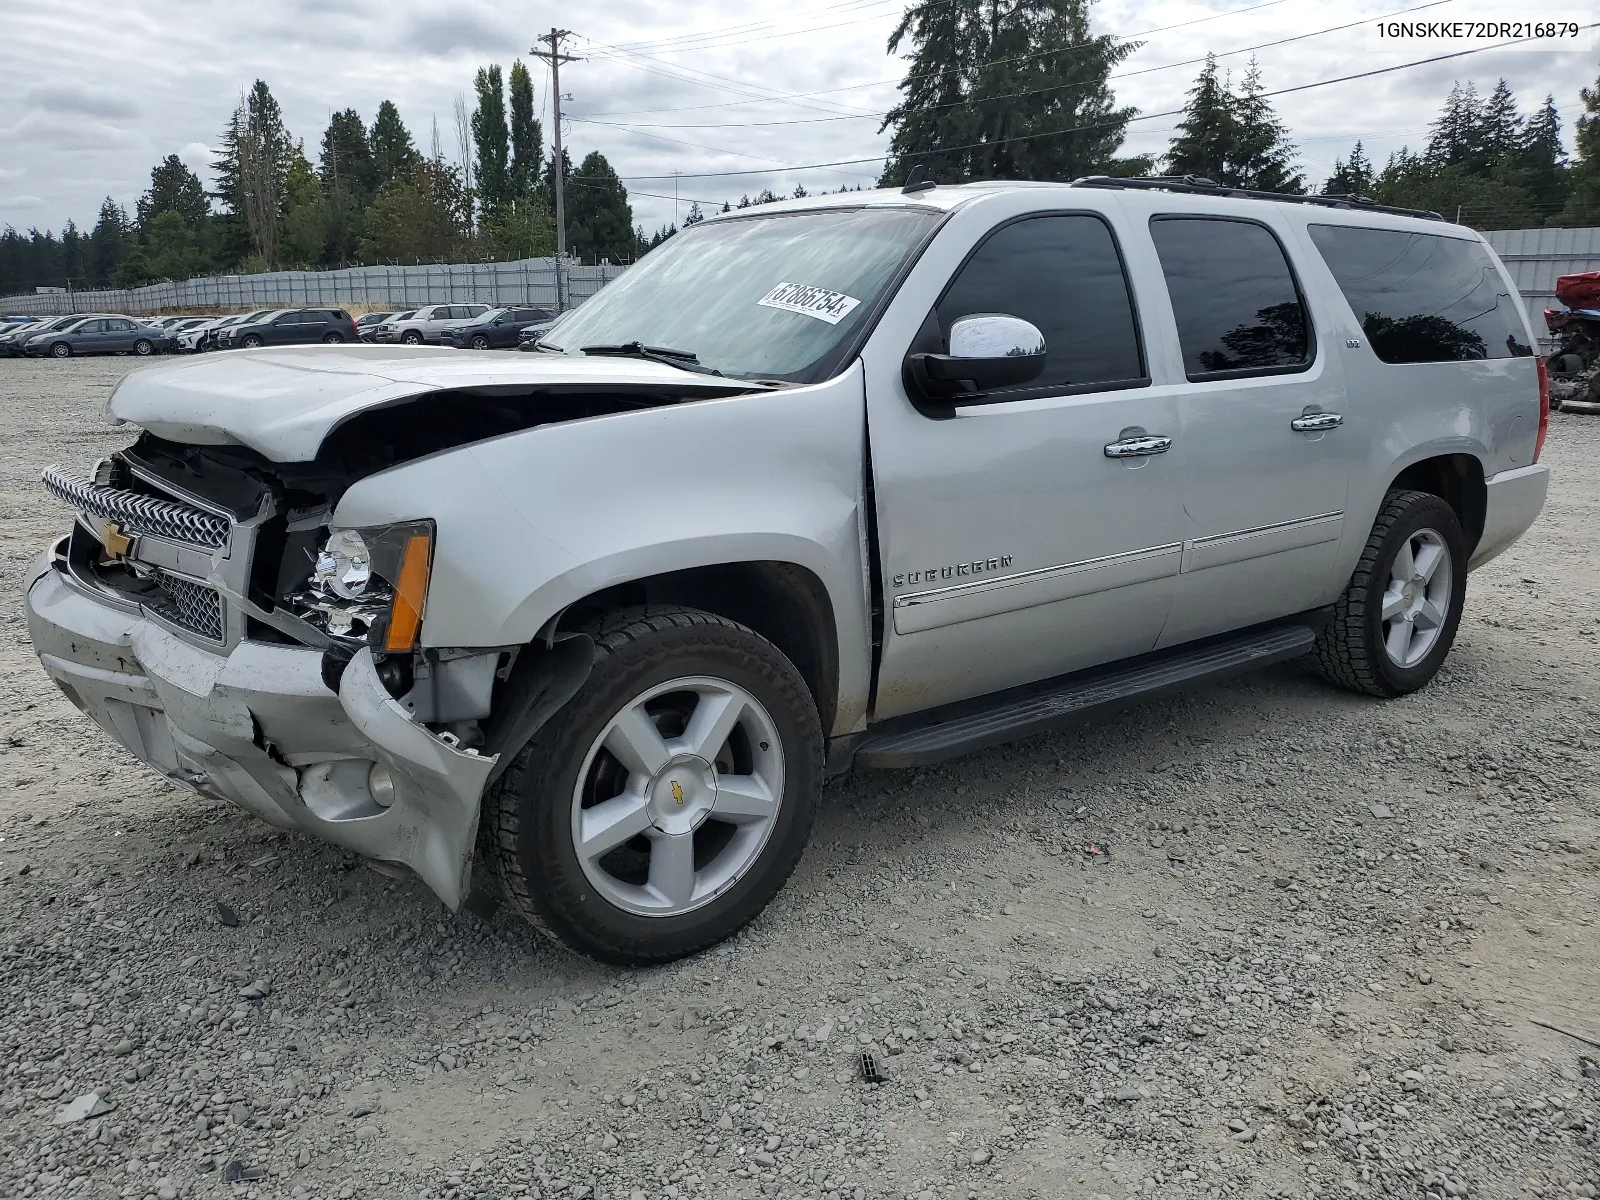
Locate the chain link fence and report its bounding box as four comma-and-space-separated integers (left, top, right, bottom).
0, 258, 628, 317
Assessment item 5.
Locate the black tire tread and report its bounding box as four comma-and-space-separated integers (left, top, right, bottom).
1311, 488, 1448, 698
482, 604, 821, 964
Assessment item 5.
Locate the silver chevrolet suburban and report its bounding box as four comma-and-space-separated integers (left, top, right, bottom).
25, 177, 1549, 964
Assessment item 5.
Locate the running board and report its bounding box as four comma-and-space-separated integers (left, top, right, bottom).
853, 622, 1319, 769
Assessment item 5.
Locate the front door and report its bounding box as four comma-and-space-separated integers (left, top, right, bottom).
867, 210, 1185, 719
1142, 214, 1355, 647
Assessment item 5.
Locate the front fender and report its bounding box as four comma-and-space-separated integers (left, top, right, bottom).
333, 362, 874, 735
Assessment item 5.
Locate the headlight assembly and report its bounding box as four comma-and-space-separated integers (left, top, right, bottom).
290, 521, 434, 650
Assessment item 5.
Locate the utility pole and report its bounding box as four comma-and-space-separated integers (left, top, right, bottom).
532, 28, 580, 308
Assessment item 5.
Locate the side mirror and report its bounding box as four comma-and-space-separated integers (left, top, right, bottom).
907, 314, 1046, 399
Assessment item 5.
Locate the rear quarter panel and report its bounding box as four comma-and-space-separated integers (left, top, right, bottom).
1278, 213, 1540, 576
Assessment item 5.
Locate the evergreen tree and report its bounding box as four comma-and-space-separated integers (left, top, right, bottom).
881, 0, 1139, 186
87, 198, 135, 287
1516, 95, 1565, 213
1427, 82, 1487, 170
472, 65, 511, 218
370, 100, 422, 188
508, 60, 543, 201
1563, 68, 1600, 223
121, 210, 209, 284
564, 152, 635, 263
215, 80, 294, 267
1324, 141, 1374, 196
682, 202, 705, 226
1229, 59, 1303, 192
1166, 57, 1300, 190
61, 220, 87, 287
879, 0, 973, 185
1165, 55, 1235, 181
279, 143, 330, 267
137, 155, 212, 229
1481, 79, 1523, 164
320, 109, 377, 198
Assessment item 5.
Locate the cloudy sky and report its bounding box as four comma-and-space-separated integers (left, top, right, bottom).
1, 0, 1594, 239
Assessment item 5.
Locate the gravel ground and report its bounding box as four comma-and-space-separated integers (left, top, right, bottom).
1, 357, 1597, 1200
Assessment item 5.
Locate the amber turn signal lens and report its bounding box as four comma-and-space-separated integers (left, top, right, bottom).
384, 533, 433, 652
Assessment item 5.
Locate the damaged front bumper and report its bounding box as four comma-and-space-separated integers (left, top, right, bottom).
24, 542, 497, 908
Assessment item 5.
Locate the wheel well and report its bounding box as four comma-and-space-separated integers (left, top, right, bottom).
556, 562, 840, 735
1390, 454, 1486, 552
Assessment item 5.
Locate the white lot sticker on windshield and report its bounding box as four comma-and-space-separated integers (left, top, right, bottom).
757, 282, 861, 325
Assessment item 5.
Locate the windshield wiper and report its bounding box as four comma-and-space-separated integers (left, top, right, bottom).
579, 341, 723, 376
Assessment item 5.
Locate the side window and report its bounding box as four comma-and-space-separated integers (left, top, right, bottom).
273, 312, 298, 325
110, 319, 133, 331
934, 214, 1145, 396
1306, 224, 1533, 363
1149, 217, 1311, 380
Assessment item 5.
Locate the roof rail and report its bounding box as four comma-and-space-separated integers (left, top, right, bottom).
1070, 175, 1446, 222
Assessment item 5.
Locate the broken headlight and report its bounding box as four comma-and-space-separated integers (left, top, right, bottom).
289, 521, 434, 648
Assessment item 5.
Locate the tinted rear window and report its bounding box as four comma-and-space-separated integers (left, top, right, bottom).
1149, 217, 1310, 379
1306, 225, 1532, 363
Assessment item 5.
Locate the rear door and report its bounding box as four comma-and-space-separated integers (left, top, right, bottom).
866, 204, 1185, 718
104, 318, 138, 352
1142, 212, 1356, 647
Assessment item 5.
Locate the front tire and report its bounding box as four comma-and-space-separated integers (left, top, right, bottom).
401, 330, 423, 346
241, 334, 263, 349
484, 606, 823, 965
50, 342, 71, 358
471, 334, 491, 350
1312, 489, 1467, 698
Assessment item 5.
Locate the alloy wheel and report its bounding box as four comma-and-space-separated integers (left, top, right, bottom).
570, 676, 785, 918
1380, 527, 1452, 668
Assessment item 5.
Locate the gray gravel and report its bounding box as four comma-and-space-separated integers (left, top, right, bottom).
1, 357, 1597, 1200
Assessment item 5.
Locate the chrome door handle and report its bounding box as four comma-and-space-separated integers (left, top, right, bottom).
1104, 435, 1173, 458
1291, 412, 1344, 432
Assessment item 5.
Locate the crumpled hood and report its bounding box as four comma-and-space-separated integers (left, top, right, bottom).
107, 344, 759, 462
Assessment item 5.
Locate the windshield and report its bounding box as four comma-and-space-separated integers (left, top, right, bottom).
543, 206, 941, 382
478, 308, 509, 322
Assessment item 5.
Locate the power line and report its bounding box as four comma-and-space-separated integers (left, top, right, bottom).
577, 0, 1452, 132
573, 0, 1297, 120
615, 26, 1597, 182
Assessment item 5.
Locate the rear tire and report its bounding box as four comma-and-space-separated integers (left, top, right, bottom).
483, 606, 823, 965
132, 339, 153, 356
322, 332, 344, 344
1312, 489, 1467, 698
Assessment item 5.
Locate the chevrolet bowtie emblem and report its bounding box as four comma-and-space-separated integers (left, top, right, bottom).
671, 780, 685, 805
102, 522, 133, 561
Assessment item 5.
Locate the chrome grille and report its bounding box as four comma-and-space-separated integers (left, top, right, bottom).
154, 571, 225, 641
41, 465, 230, 549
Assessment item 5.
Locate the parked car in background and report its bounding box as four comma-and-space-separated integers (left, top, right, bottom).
449, 306, 554, 350
355, 312, 394, 342
0, 318, 48, 356
199, 311, 276, 352
369, 311, 416, 344
515, 317, 563, 351
220, 309, 361, 349
390, 303, 491, 344
23, 315, 171, 357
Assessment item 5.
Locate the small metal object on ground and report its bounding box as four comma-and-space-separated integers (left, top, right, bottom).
858, 1051, 889, 1084
1531, 1018, 1600, 1051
